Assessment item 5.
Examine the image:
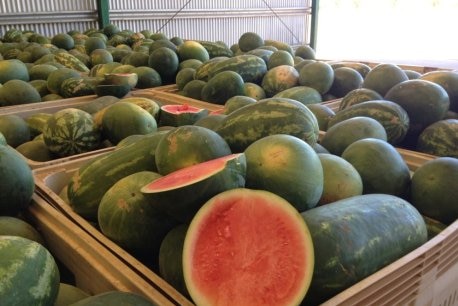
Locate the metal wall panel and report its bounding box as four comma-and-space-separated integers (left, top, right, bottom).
0, 0, 311, 45
110, 0, 309, 10
110, 0, 312, 46
0, 0, 98, 37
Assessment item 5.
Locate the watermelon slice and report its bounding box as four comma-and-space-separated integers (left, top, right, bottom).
159, 104, 209, 126
183, 188, 314, 306
141, 153, 246, 222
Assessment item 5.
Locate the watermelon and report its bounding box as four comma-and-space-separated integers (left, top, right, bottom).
362, 63, 408, 96
339, 88, 384, 111
246, 49, 274, 64
101, 102, 157, 145
0, 114, 31, 148
238, 32, 264, 52
193, 114, 226, 131
328, 67, 364, 98
420, 70, 458, 112
329, 61, 372, 78
244, 134, 323, 212
411, 157, 458, 224
384, 79, 450, 132
215, 97, 319, 152
317, 153, 363, 205
183, 188, 314, 306
342, 138, 411, 197
321, 116, 388, 156
0, 236, 60, 306
143, 153, 246, 222
305, 103, 335, 131
54, 283, 90, 306
67, 131, 167, 220
0, 145, 35, 216
16, 140, 54, 162
177, 40, 210, 63
25, 112, 52, 138
60, 76, 101, 98
417, 119, 458, 157
267, 50, 294, 69
155, 125, 232, 176
201, 70, 246, 105
159, 104, 209, 127
273, 86, 322, 105
298, 61, 334, 95
194, 56, 228, 81
0, 131, 7, 146
223, 96, 257, 114
98, 171, 177, 255
54, 51, 89, 72
327, 100, 410, 145
197, 40, 234, 58
0, 216, 45, 245
43, 108, 101, 157
301, 194, 427, 304
261, 65, 299, 97
158, 224, 190, 297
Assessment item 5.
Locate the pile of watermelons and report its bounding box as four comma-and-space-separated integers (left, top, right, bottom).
0, 26, 457, 156
1, 26, 458, 306
0, 145, 159, 305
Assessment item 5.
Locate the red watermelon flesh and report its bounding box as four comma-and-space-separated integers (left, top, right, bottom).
142, 153, 244, 192
161, 104, 203, 113
183, 188, 314, 306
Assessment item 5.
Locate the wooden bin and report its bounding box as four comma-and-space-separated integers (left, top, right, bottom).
0, 95, 117, 169
33, 146, 457, 306
33, 153, 195, 306
26, 193, 181, 305
0, 90, 223, 169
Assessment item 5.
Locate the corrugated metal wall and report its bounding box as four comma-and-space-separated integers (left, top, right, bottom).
0, 0, 98, 36
0, 0, 311, 46
110, 0, 312, 46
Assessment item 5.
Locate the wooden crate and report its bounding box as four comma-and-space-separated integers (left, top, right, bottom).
0, 90, 223, 169
33, 146, 457, 306
26, 193, 179, 305
0, 95, 117, 169
33, 154, 194, 306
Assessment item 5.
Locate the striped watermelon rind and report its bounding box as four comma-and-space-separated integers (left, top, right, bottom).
43, 108, 101, 157
417, 119, 458, 158
328, 100, 410, 145
0, 236, 60, 306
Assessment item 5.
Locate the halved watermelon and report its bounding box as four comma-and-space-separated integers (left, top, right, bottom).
159, 104, 209, 127
182, 188, 314, 306
141, 153, 246, 222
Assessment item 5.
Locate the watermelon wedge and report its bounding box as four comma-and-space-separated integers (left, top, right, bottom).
141, 153, 246, 222
159, 104, 209, 126
182, 188, 314, 306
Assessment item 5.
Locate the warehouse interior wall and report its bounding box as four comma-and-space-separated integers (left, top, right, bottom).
0, 0, 313, 47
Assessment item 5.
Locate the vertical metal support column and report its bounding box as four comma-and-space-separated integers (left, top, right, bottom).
96, 0, 110, 29
310, 0, 319, 50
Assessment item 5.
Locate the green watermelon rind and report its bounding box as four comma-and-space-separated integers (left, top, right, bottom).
67, 131, 167, 220
0, 236, 60, 306
417, 119, 458, 158
328, 100, 410, 145
215, 97, 319, 152
43, 108, 101, 157
301, 194, 427, 304
207, 54, 268, 84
